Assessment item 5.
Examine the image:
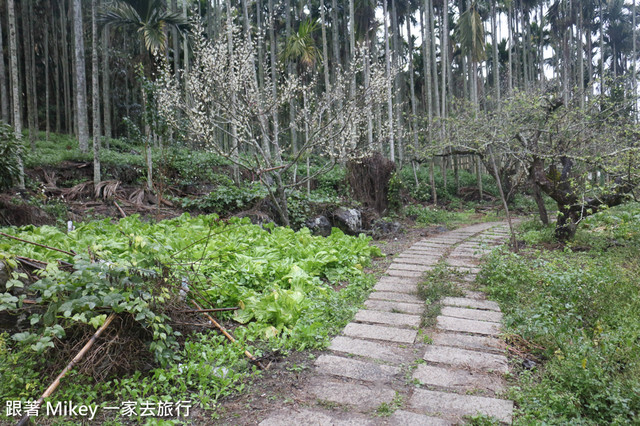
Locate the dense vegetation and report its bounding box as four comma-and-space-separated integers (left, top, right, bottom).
480, 204, 640, 424
0, 213, 380, 418
0, 0, 639, 423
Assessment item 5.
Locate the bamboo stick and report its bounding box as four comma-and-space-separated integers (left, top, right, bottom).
178, 307, 239, 313
0, 232, 76, 257
16, 313, 117, 426
191, 301, 265, 369
113, 200, 127, 218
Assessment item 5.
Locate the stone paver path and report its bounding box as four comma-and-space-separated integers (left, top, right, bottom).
259, 223, 514, 425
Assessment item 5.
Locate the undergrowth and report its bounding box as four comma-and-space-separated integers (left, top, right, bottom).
0, 214, 380, 417
418, 263, 464, 327
479, 203, 640, 424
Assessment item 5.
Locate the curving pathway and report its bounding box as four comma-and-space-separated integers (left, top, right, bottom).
259, 223, 514, 425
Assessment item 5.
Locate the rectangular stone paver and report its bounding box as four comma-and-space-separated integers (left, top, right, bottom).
343, 322, 417, 344
409, 389, 513, 423
307, 378, 397, 410
355, 309, 420, 327
413, 364, 505, 394
393, 256, 441, 266
449, 266, 481, 274
387, 269, 424, 278
422, 345, 509, 373
441, 297, 500, 311
445, 258, 479, 268
329, 336, 413, 364
437, 315, 501, 336
389, 410, 451, 425
441, 306, 503, 323
431, 332, 505, 354
378, 276, 421, 285
364, 299, 424, 315
315, 354, 400, 382
374, 280, 418, 294
259, 408, 375, 426
403, 249, 446, 257
388, 263, 433, 272
370, 291, 423, 304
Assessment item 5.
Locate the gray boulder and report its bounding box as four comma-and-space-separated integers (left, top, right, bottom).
332, 208, 362, 235
0, 261, 8, 291
305, 215, 332, 237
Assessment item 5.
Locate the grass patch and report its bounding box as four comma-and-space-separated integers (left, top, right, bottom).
375, 392, 405, 417
479, 203, 640, 424
0, 214, 380, 419
418, 263, 464, 327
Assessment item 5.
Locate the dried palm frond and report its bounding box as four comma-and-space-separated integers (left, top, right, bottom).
129, 188, 145, 206
95, 180, 121, 200
63, 181, 92, 200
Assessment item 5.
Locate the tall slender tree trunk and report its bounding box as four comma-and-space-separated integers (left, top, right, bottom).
53, 18, 61, 134
408, 20, 419, 167
183, 0, 189, 82
599, 3, 605, 96
430, 0, 440, 117
0, 11, 8, 123
61, 1, 71, 133
320, 0, 330, 94
391, 0, 403, 163
441, 0, 449, 190
243, 0, 270, 158
441, 0, 448, 119
348, 0, 356, 149
102, 16, 112, 141
578, 5, 584, 108
172, 0, 179, 73
421, 1, 432, 120
492, 0, 500, 105
73, 0, 90, 152
91, 0, 101, 185
383, 0, 395, 161
21, 2, 36, 150
364, 32, 374, 149
28, 1, 38, 144
285, 0, 297, 155
330, 0, 345, 157
45, 16, 50, 140
268, 0, 280, 161
508, 3, 513, 93
633, 0, 637, 119
226, 2, 239, 183
7, 0, 24, 188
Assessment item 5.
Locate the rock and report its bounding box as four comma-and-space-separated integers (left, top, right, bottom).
371, 219, 403, 238
235, 210, 274, 227
331, 208, 362, 235
0, 262, 8, 291
305, 215, 332, 237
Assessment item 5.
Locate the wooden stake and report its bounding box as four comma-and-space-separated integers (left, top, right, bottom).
178, 307, 239, 313
191, 301, 266, 369
0, 232, 76, 257
16, 313, 117, 426
113, 200, 127, 218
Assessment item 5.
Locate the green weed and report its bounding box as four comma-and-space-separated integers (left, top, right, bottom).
480, 203, 640, 424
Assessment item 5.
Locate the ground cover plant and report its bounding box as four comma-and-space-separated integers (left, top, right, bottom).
0, 213, 380, 418
479, 203, 640, 424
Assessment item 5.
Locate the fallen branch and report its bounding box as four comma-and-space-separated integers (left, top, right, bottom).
191, 300, 266, 369
114, 201, 127, 218
178, 307, 240, 314
0, 232, 76, 257
15, 313, 117, 426
16, 255, 74, 270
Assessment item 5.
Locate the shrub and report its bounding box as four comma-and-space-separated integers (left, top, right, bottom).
0, 124, 23, 189
480, 204, 640, 424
